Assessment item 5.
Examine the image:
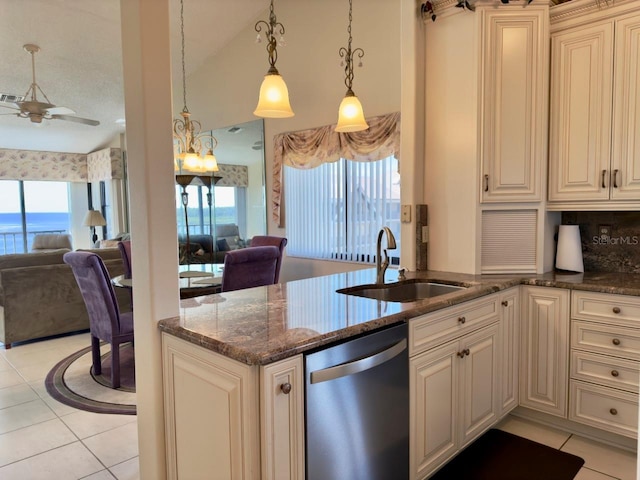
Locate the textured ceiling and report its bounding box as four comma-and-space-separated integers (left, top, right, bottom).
0, 0, 266, 154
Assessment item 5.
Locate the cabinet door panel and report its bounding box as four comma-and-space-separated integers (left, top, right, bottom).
520, 287, 570, 417
481, 10, 546, 202
548, 23, 613, 201
410, 342, 458, 480
460, 324, 499, 446
611, 13, 640, 199
499, 288, 519, 416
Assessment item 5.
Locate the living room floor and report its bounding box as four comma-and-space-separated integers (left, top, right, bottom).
0, 332, 637, 479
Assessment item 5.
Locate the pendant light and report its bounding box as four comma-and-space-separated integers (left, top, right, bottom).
254, 0, 294, 118
173, 0, 220, 175
335, 0, 368, 132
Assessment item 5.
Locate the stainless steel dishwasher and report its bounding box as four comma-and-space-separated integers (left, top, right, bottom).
305, 323, 408, 480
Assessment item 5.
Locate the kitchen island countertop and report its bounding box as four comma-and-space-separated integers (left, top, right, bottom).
158, 269, 640, 366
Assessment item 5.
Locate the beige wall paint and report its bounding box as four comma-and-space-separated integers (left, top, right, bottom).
186, 0, 402, 281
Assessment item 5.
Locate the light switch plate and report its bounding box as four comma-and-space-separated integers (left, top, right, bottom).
401, 205, 411, 223
422, 226, 429, 243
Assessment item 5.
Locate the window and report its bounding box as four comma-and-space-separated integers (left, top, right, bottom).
284, 156, 400, 263
0, 180, 71, 254
175, 184, 247, 237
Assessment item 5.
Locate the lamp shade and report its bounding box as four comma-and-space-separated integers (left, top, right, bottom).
335, 93, 369, 132
83, 210, 106, 227
556, 225, 584, 273
254, 73, 294, 118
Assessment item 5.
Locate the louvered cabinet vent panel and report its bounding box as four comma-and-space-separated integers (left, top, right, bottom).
481, 210, 537, 273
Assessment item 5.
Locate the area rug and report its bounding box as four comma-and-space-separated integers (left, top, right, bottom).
45, 342, 136, 415
431, 429, 585, 480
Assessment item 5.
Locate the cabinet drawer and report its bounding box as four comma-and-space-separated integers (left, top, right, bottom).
572, 291, 640, 327
409, 294, 499, 356
569, 380, 638, 439
570, 350, 639, 394
571, 320, 640, 361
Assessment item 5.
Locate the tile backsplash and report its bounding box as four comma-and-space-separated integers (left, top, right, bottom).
562, 212, 640, 273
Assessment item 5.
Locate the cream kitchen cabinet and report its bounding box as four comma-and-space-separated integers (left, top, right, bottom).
498, 287, 519, 417
480, 6, 548, 203
409, 293, 502, 479
162, 333, 304, 480
548, 3, 640, 206
569, 290, 640, 438
519, 286, 570, 418
410, 323, 499, 480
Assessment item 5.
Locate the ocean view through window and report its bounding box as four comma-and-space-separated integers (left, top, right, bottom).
0, 180, 71, 254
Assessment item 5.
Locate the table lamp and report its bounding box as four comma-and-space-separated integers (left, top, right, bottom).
83, 210, 107, 246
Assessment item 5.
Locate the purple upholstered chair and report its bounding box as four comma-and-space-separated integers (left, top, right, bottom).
63, 251, 134, 389
221, 245, 280, 292
117, 240, 132, 279
249, 236, 287, 283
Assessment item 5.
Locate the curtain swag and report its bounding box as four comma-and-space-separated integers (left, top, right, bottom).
272, 111, 400, 226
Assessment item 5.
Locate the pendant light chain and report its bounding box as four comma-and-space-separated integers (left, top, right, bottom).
340, 0, 364, 95
180, 0, 188, 112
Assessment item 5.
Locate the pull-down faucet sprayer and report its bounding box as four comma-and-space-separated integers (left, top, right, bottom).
376, 227, 397, 285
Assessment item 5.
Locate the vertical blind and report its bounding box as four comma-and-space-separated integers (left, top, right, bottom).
284, 156, 400, 263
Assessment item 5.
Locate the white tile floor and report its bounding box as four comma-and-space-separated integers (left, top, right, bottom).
1, 332, 638, 480
0, 333, 139, 479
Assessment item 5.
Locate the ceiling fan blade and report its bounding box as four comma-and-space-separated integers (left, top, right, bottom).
0, 103, 20, 111
50, 114, 100, 126
46, 106, 75, 115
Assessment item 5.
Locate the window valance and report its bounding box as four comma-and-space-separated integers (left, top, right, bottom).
215, 164, 249, 188
0, 148, 88, 182
87, 148, 124, 181
272, 111, 400, 226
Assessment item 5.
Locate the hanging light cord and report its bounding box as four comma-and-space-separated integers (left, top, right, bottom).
255, 0, 285, 74
339, 0, 364, 95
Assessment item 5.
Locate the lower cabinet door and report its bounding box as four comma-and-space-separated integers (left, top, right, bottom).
459, 324, 499, 447
410, 341, 459, 480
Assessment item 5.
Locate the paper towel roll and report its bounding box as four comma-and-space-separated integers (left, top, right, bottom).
556, 225, 584, 273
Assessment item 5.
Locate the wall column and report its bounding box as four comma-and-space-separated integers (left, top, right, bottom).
120, 0, 180, 478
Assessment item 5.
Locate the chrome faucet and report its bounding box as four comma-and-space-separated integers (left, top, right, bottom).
376, 227, 397, 284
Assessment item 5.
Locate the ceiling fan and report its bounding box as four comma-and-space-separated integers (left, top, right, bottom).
0, 44, 100, 126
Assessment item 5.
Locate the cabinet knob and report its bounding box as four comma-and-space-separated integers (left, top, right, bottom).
612, 338, 621, 346
458, 316, 466, 324
613, 307, 621, 314
502, 300, 509, 307
457, 348, 470, 358
280, 383, 292, 394
611, 370, 620, 377
610, 408, 618, 416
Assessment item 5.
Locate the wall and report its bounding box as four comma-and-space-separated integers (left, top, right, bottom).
562, 212, 640, 273
186, 0, 401, 281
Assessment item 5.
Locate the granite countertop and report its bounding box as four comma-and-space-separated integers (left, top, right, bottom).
157, 268, 640, 366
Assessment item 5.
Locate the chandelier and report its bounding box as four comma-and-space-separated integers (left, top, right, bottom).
173, 0, 219, 175
335, 0, 369, 132
253, 0, 294, 118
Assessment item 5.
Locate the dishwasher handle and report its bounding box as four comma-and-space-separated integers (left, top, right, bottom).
310, 338, 407, 384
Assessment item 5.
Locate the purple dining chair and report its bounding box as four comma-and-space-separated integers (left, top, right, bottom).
249, 236, 287, 283
221, 245, 280, 292
117, 240, 132, 279
63, 251, 134, 389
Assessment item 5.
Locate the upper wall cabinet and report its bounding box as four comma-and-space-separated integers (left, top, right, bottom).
548, 1, 640, 207
481, 8, 549, 203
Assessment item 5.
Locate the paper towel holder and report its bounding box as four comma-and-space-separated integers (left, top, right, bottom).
556, 224, 584, 273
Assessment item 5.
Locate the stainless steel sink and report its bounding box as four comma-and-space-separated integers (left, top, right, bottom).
337, 279, 467, 303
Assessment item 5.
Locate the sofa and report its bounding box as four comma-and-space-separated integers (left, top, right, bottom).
0, 248, 131, 348
178, 224, 246, 264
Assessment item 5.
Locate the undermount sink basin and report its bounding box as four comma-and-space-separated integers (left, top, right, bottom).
337, 279, 468, 303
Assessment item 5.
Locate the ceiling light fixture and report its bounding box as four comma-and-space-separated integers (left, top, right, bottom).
335, 0, 369, 133
253, 0, 294, 118
173, 0, 219, 176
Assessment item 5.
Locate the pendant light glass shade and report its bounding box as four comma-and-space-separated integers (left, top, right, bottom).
203, 151, 219, 172
254, 73, 294, 118
335, 93, 368, 132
